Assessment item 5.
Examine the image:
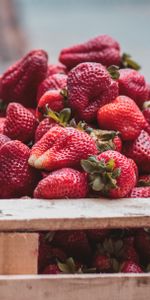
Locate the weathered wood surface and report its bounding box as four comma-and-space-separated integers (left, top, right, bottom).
0, 233, 38, 275
0, 198, 149, 231
0, 274, 149, 300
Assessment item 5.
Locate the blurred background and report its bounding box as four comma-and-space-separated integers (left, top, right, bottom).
0, 0, 150, 80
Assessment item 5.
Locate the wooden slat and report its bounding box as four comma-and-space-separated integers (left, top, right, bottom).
0, 198, 150, 231
0, 233, 38, 275
0, 274, 149, 300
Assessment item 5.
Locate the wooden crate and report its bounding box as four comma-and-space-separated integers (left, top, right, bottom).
0, 197, 150, 300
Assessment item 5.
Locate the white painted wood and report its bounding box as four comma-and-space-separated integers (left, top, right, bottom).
0, 198, 149, 231
0, 233, 38, 275
0, 274, 149, 300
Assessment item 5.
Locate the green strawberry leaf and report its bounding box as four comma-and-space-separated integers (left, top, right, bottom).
92, 176, 105, 192
57, 257, 76, 274
59, 108, 71, 124
112, 168, 121, 179
107, 65, 120, 80
138, 180, 150, 187
111, 258, 120, 272
122, 53, 141, 70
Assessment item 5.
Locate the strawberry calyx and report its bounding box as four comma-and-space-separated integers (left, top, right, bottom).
57, 257, 83, 274
43, 105, 94, 132
143, 101, 150, 110
138, 179, 150, 187
121, 53, 141, 70
107, 65, 120, 80
44, 106, 71, 127
81, 156, 121, 193
90, 129, 120, 153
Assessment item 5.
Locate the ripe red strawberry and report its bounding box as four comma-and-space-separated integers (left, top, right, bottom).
37, 73, 67, 102
51, 230, 91, 262
0, 50, 48, 107
138, 175, 150, 186
120, 260, 143, 273
90, 129, 122, 153
36, 89, 64, 120
42, 264, 61, 274
29, 125, 98, 171
118, 69, 149, 107
0, 133, 10, 149
35, 118, 56, 142
34, 168, 88, 199
87, 229, 110, 243
97, 96, 147, 140
121, 245, 139, 263
0, 118, 6, 134
128, 159, 138, 183
92, 254, 112, 273
47, 63, 67, 76
135, 229, 150, 263
81, 150, 136, 198
0, 140, 39, 198
28, 108, 36, 117
129, 187, 150, 198
123, 130, 150, 173
67, 62, 119, 122
59, 34, 121, 69
3, 103, 38, 143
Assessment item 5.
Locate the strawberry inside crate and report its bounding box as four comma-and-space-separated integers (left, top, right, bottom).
38, 228, 150, 275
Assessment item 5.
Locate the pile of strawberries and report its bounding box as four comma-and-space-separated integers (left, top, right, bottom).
39, 228, 150, 274
0, 34, 150, 199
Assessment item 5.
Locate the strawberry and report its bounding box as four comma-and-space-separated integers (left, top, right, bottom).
92, 254, 112, 273
3, 103, 38, 143
34, 168, 88, 199
97, 96, 147, 141
121, 244, 139, 264
138, 175, 150, 187
87, 229, 110, 243
67, 62, 119, 122
37, 73, 67, 102
35, 118, 56, 142
81, 150, 136, 198
0, 118, 6, 134
118, 69, 149, 107
29, 125, 98, 171
36, 89, 64, 120
129, 187, 150, 198
42, 264, 61, 274
0, 140, 39, 198
128, 159, 138, 183
59, 34, 121, 69
135, 229, 150, 263
0, 133, 10, 149
123, 130, 150, 173
120, 260, 143, 273
0, 50, 48, 107
90, 129, 122, 153
51, 230, 91, 262
47, 63, 67, 76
